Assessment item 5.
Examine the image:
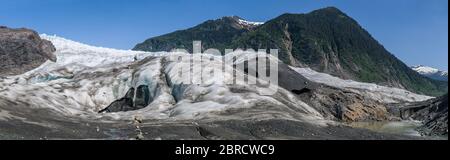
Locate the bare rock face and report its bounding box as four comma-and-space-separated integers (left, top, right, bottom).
0, 26, 56, 76
341, 103, 389, 122
296, 86, 392, 122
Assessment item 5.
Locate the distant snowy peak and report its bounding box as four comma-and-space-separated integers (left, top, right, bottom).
412, 65, 448, 81
412, 65, 439, 75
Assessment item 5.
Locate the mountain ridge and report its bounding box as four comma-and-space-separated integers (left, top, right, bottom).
132, 7, 447, 96
133, 16, 261, 53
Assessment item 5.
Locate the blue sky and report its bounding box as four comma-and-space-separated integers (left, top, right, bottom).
0, 0, 448, 70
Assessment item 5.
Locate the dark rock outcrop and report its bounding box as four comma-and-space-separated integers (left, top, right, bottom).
99, 85, 152, 113
239, 57, 318, 93
99, 88, 135, 113
400, 94, 448, 136
0, 26, 56, 76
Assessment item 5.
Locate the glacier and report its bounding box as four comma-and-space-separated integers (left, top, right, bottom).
0, 34, 437, 139
0, 34, 324, 125
290, 67, 433, 103
1, 34, 433, 122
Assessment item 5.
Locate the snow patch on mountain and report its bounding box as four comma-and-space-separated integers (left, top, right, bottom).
236, 18, 264, 26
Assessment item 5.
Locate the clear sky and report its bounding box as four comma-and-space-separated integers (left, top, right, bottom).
1, 0, 448, 70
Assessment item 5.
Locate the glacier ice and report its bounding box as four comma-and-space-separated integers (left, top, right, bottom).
290, 67, 433, 103
0, 35, 324, 125
0, 34, 433, 127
